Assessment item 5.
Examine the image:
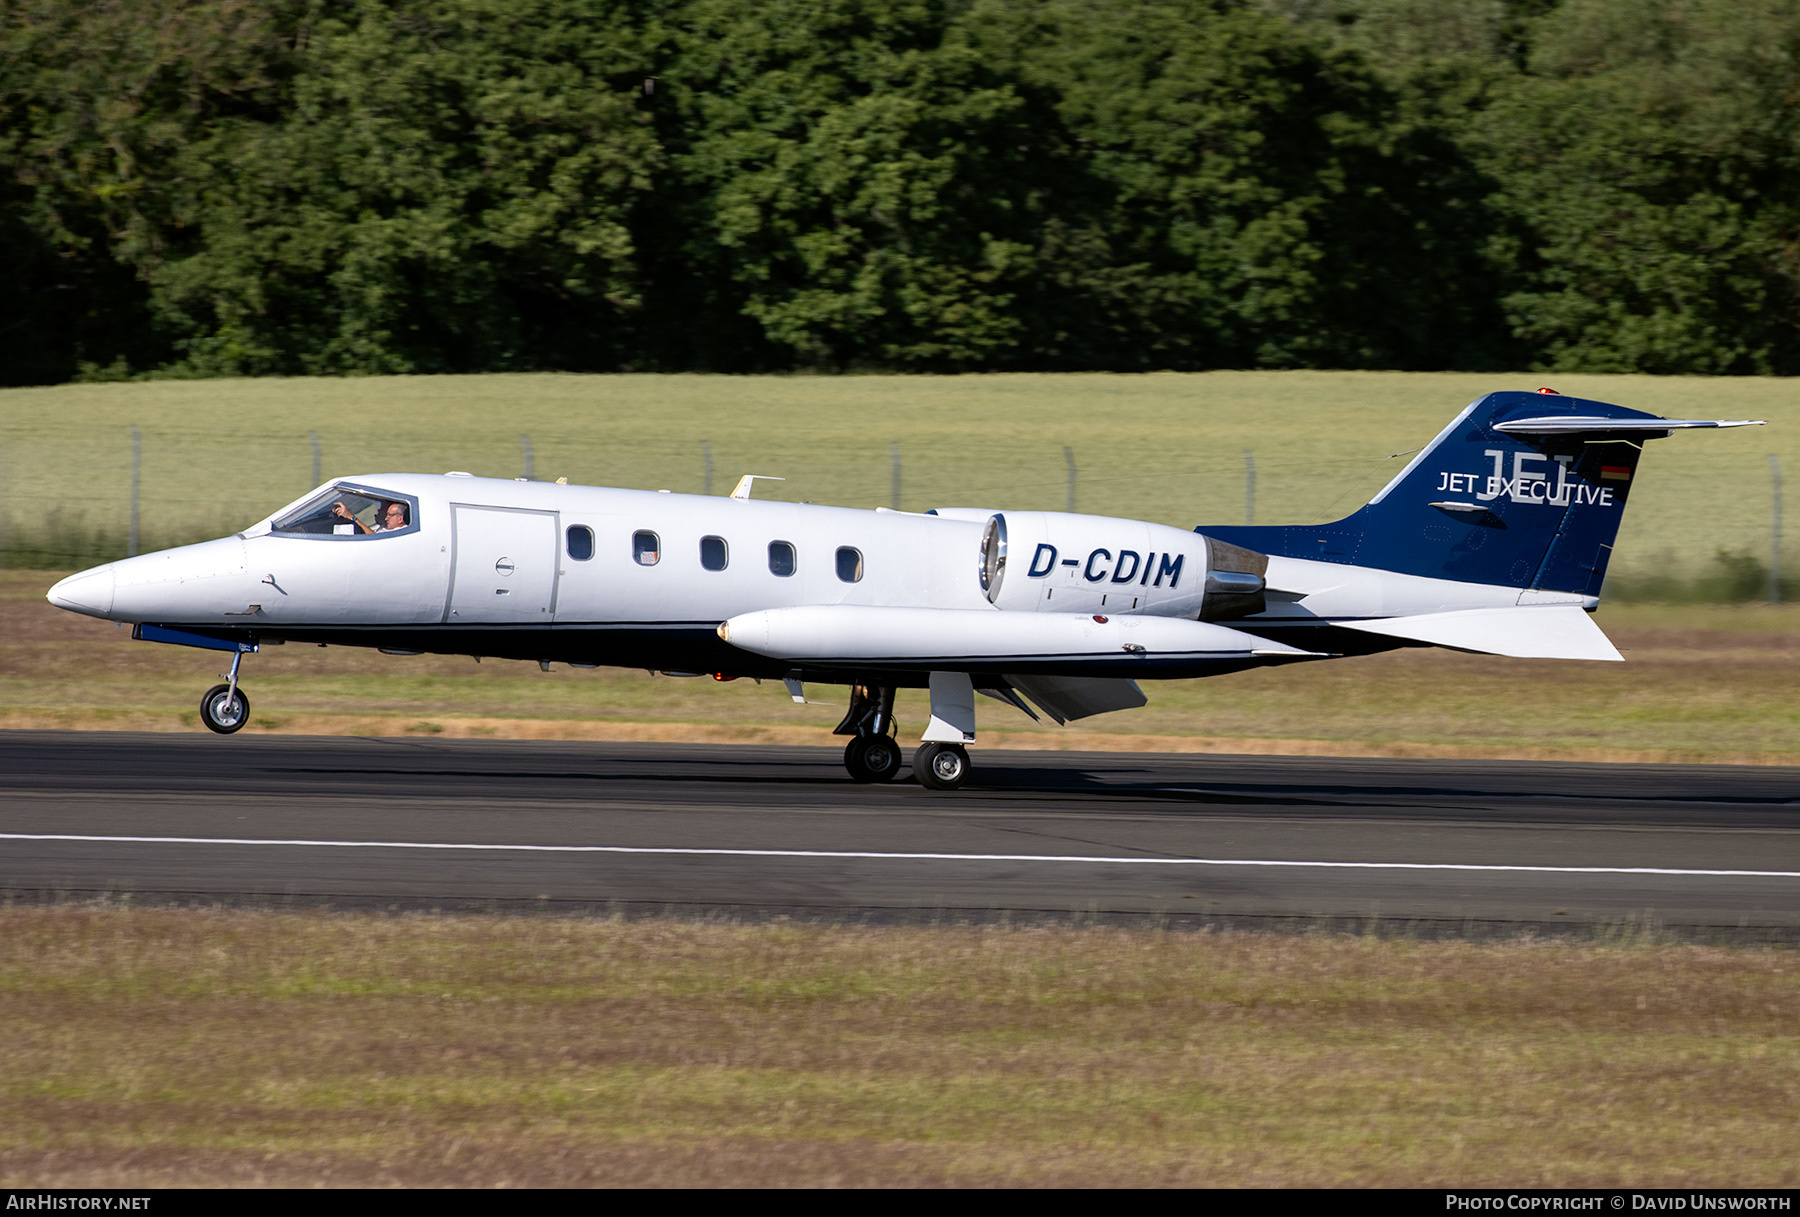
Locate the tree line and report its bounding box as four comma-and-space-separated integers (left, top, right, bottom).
2, 0, 1796, 384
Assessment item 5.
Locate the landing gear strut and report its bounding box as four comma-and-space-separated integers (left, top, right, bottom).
914, 671, 977, 791
835, 684, 901, 783
199, 650, 250, 734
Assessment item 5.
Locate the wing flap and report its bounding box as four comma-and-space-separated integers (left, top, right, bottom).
1335, 605, 1623, 662
1002, 675, 1148, 724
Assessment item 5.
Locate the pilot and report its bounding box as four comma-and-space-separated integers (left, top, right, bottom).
372, 501, 410, 533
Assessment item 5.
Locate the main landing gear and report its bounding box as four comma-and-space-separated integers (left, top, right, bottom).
199, 650, 250, 734
832, 676, 979, 791
835, 684, 902, 783
844, 733, 903, 783
912, 742, 970, 791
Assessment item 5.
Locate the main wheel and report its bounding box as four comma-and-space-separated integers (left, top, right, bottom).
913, 742, 971, 791
199, 683, 249, 735
844, 733, 903, 783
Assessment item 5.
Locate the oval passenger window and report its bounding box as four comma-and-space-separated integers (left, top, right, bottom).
700, 535, 728, 571
768, 541, 796, 578
633, 530, 660, 566
566, 525, 594, 561
835, 546, 863, 583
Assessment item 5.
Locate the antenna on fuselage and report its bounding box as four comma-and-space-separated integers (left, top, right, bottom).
730, 474, 785, 500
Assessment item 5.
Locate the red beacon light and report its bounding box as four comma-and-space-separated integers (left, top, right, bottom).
1536, 386, 1561, 394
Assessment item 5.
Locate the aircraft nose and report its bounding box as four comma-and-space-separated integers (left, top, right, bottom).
46, 566, 116, 619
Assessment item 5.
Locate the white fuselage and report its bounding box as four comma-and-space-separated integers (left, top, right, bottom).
46, 472, 1613, 685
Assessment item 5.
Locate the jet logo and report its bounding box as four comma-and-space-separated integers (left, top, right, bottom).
1435, 450, 1617, 507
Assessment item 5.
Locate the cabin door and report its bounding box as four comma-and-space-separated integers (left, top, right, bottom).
445, 506, 560, 624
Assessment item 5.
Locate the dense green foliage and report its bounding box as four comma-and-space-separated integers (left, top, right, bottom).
2, 0, 1797, 381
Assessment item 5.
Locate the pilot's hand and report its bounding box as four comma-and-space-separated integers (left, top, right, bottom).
330, 502, 351, 520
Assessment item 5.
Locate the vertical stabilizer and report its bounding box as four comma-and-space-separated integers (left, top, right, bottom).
1203, 391, 1752, 595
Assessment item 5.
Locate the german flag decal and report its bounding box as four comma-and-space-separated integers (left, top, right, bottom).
1600, 465, 1632, 481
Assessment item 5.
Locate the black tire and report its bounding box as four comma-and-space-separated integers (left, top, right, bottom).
844, 734, 903, 783
912, 742, 970, 791
199, 683, 250, 735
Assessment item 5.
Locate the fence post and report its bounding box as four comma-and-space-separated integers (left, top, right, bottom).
308, 430, 322, 487
1771, 454, 1783, 604
890, 442, 901, 511
1244, 450, 1256, 525
703, 441, 713, 495
1064, 446, 1077, 513
520, 434, 534, 480
128, 425, 141, 558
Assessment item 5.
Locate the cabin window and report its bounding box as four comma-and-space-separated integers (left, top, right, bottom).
566, 525, 594, 561
271, 484, 419, 539
768, 540, 796, 577
633, 530, 661, 566
700, 535, 728, 571
835, 546, 864, 583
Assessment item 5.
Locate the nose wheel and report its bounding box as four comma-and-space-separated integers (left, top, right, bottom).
199, 649, 250, 734
199, 683, 250, 734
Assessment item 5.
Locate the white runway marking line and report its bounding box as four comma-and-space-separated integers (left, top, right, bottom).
1, 833, 1796, 879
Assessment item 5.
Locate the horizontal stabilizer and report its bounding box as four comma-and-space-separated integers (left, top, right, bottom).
1335, 605, 1622, 661
1003, 675, 1147, 724
1493, 416, 1763, 435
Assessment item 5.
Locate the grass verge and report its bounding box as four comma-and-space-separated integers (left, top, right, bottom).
10, 570, 1800, 762
0, 908, 1793, 1187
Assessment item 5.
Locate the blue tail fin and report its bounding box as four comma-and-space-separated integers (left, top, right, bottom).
1203, 390, 1667, 595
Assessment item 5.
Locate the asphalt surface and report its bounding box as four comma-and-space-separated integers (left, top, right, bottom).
2, 730, 1797, 935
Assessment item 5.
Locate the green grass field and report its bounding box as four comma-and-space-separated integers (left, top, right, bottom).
2, 372, 1796, 589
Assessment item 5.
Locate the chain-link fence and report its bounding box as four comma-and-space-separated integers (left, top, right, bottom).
2, 375, 1792, 600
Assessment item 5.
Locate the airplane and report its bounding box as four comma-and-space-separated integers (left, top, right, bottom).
46, 388, 1761, 790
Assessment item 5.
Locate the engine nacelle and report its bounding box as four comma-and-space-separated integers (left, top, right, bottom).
945, 510, 1267, 620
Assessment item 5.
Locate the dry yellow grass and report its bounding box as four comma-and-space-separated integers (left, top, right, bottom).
0, 909, 1793, 1187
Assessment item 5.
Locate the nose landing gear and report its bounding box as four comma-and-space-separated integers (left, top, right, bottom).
199, 650, 250, 734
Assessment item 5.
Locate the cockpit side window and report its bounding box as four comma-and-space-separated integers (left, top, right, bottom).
272, 485, 420, 539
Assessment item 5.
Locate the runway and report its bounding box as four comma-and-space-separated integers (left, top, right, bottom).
2, 730, 1797, 935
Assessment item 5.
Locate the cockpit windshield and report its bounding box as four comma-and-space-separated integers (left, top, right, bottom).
273, 484, 419, 538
